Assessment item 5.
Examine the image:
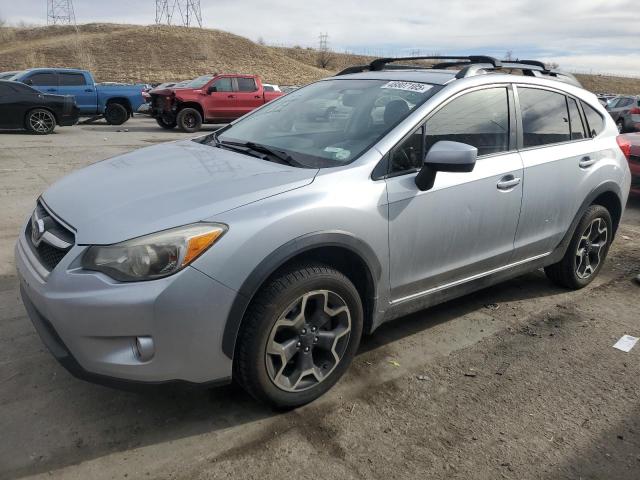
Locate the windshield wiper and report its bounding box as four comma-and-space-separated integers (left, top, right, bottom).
213, 137, 303, 167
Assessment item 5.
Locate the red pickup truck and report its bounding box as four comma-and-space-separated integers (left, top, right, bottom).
150, 74, 283, 132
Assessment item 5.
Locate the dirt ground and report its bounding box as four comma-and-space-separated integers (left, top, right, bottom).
1, 117, 639, 480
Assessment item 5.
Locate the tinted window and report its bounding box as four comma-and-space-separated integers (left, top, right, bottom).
237, 78, 257, 92
581, 101, 604, 137
424, 87, 510, 157
519, 88, 570, 147
26, 72, 57, 86
616, 97, 633, 108
59, 73, 86, 86
567, 98, 586, 140
213, 78, 233, 92
391, 126, 424, 173
263, 85, 274, 92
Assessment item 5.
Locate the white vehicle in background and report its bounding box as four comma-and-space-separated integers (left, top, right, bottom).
263, 83, 282, 93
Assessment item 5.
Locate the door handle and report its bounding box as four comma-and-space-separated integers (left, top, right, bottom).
497, 176, 521, 190
254, 95, 261, 99
227, 94, 236, 98
84, 88, 93, 92
579, 156, 597, 168
46, 88, 56, 92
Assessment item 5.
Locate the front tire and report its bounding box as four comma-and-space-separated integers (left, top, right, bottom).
544, 205, 612, 289
176, 107, 202, 133
156, 116, 177, 129
104, 103, 129, 125
234, 263, 363, 408
25, 109, 56, 134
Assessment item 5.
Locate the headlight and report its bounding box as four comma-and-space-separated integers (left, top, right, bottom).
82, 223, 226, 281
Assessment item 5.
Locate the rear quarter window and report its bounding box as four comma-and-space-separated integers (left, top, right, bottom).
581, 101, 605, 138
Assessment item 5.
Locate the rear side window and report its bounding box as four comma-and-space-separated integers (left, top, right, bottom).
213, 78, 233, 92
424, 87, 510, 157
237, 78, 257, 92
567, 98, 586, 140
59, 73, 87, 86
519, 88, 570, 147
581, 101, 605, 138
26, 72, 57, 86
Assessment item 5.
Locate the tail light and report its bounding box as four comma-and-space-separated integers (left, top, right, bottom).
629, 107, 640, 115
616, 135, 631, 161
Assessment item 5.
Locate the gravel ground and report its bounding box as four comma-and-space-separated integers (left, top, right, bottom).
0, 117, 639, 479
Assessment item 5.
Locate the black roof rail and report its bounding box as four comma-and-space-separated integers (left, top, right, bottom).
335, 55, 502, 76
334, 55, 581, 87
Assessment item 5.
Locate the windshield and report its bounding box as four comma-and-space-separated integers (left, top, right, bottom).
210, 79, 441, 168
184, 75, 214, 89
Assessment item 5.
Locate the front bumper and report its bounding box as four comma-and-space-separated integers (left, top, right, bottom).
15, 224, 237, 385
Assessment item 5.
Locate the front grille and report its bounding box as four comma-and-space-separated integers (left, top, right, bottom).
25, 202, 75, 272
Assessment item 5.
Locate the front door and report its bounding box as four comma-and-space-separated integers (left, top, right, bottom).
386, 86, 524, 302
204, 76, 236, 120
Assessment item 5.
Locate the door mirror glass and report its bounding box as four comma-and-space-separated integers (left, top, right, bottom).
416, 141, 477, 191
207, 85, 217, 94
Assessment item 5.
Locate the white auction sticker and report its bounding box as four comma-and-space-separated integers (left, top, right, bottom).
381, 81, 433, 93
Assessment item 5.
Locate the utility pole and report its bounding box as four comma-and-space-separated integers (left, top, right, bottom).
47, 0, 76, 25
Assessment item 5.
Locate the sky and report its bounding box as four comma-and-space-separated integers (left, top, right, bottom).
1, 0, 639, 76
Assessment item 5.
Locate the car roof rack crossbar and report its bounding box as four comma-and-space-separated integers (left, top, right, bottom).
335, 55, 502, 76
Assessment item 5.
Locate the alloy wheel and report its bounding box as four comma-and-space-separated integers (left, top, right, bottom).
29, 110, 55, 133
265, 290, 351, 392
575, 217, 608, 279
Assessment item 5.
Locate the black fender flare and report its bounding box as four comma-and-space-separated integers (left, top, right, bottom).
221, 231, 382, 359
550, 180, 624, 263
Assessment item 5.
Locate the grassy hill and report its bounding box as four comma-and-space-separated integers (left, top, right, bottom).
0, 23, 638, 94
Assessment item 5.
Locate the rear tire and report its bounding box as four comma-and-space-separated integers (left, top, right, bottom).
234, 263, 363, 409
104, 103, 129, 125
156, 116, 177, 129
544, 205, 612, 289
176, 108, 202, 133
25, 109, 56, 135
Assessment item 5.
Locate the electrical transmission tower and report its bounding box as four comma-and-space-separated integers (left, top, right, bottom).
155, 0, 203, 27
155, 0, 173, 25
47, 0, 76, 25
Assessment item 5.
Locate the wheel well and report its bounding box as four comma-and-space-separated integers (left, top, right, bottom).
177, 102, 204, 119
25, 107, 58, 124
106, 97, 132, 114
232, 246, 376, 359
592, 191, 622, 234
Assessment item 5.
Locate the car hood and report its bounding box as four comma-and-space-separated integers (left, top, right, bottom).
42, 140, 318, 244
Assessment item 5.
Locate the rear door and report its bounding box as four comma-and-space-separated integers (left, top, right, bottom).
386, 85, 524, 301
203, 76, 236, 120
512, 86, 603, 261
233, 76, 263, 116
57, 72, 96, 114
23, 71, 59, 95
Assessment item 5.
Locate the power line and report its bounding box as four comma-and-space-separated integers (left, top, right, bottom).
47, 0, 76, 25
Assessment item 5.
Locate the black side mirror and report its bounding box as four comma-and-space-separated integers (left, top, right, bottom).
207, 85, 217, 94
415, 141, 478, 191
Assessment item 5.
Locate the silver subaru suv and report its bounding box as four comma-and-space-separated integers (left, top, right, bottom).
16, 56, 631, 407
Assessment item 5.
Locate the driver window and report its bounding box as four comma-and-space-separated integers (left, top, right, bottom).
390, 125, 424, 173
213, 78, 233, 92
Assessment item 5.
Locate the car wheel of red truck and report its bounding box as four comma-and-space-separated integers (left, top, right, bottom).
104, 103, 129, 126
177, 108, 202, 133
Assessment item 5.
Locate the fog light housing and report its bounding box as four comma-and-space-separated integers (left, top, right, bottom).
134, 336, 154, 362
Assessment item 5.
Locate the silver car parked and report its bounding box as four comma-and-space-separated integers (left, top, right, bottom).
16, 56, 631, 407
